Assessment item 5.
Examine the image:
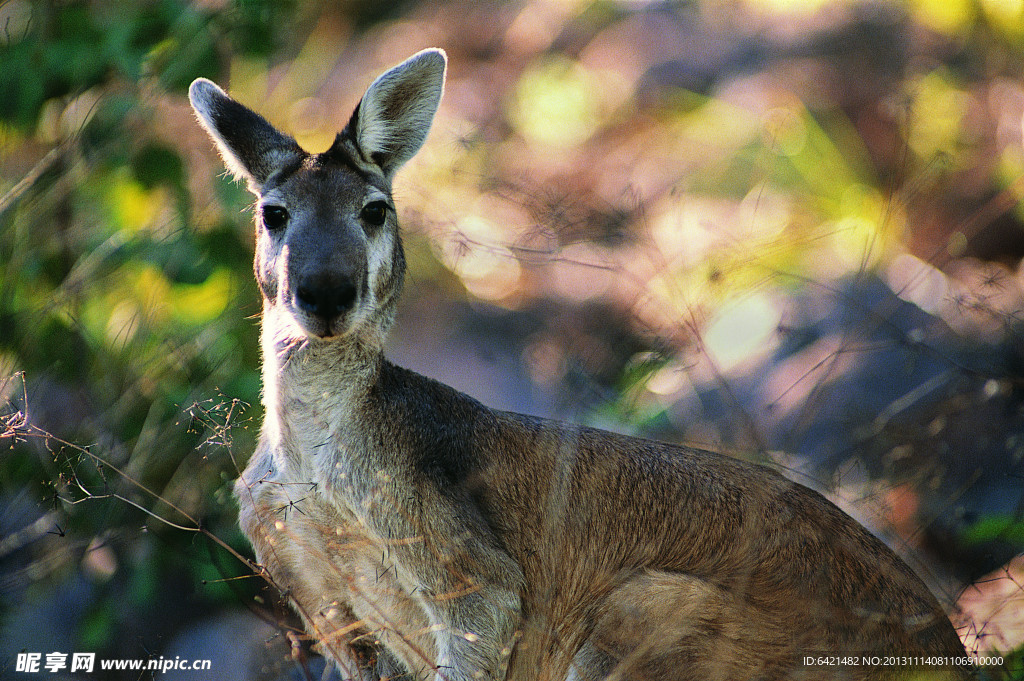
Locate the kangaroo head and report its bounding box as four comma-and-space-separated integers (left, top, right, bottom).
189, 49, 446, 344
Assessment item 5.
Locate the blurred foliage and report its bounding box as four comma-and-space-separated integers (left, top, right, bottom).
962, 516, 1024, 546
0, 0, 282, 660
2, 0, 1024, 677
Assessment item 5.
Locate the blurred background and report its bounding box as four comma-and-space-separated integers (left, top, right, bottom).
2, 0, 1023, 678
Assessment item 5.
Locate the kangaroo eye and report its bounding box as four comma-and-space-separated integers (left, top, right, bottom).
360, 201, 388, 228
262, 205, 289, 231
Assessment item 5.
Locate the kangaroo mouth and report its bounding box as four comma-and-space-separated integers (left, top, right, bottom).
310, 320, 337, 339
295, 311, 348, 340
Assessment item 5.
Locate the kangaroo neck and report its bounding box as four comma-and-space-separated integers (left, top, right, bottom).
260, 302, 384, 457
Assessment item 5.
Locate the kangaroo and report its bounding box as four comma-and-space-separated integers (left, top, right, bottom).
189, 49, 972, 681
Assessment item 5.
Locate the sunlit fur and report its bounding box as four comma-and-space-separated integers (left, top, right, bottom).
190, 50, 972, 681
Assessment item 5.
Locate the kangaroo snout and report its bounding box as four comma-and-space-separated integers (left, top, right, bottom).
283, 220, 370, 338
294, 277, 358, 319
289, 265, 364, 337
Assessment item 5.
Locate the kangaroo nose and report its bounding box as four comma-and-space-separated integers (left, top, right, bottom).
294, 279, 358, 318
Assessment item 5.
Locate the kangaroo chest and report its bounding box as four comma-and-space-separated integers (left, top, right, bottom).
268, 367, 384, 498
241, 417, 439, 672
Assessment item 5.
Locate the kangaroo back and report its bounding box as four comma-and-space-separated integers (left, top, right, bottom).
189, 49, 973, 681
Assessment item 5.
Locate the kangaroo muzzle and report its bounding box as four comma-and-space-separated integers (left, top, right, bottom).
286, 242, 367, 338
294, 276, 358, 319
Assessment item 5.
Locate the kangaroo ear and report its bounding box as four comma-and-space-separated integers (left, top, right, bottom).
188, 78, 303, 192
347, 48, 447, 178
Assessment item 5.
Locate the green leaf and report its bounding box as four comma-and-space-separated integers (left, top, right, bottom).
961, 515, 1024, 546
